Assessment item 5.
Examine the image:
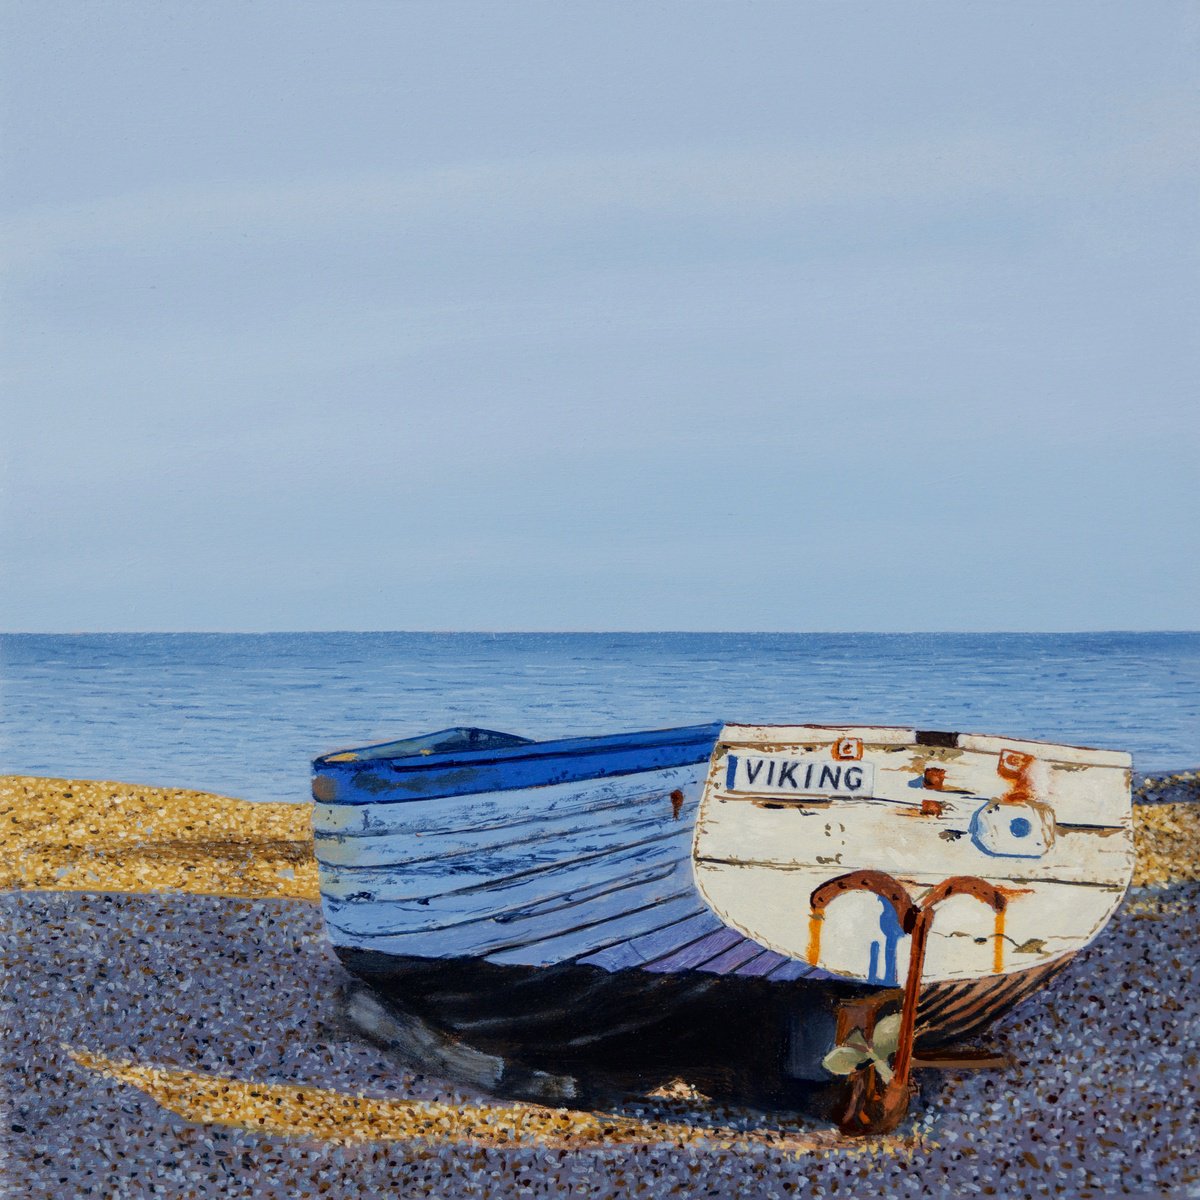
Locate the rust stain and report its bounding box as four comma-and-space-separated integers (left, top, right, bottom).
996, 883, 1035, 899
669, 789, 685, 820
833, 738, 863, 761
811, 870, 916, 925
997, 749, 1036, 803
806, 910, 824, 966
993, 909, 1005, 973
912, 759, 972, 794
920, 797, 945, 817
919, 876, 1008, 914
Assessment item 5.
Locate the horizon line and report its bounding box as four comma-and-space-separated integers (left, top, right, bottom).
2, 628, 1197, 637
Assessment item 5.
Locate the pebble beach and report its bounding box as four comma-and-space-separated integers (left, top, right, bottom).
2, 772, 1198, 1199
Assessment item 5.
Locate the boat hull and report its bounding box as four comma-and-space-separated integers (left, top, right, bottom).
312, 725, 820, 980
312, 722, 1126, 1090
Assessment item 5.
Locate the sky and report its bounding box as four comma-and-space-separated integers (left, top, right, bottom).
1, 2, 1197, 632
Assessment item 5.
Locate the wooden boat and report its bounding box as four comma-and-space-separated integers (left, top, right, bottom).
311, 722, 1132, 1122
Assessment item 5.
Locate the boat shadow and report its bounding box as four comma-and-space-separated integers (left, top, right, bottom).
325, 962, 904, 1127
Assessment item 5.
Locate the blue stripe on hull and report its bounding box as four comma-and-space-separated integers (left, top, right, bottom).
313, 722, 722, 806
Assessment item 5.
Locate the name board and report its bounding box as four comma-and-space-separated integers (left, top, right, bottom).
724, 753, 875, 798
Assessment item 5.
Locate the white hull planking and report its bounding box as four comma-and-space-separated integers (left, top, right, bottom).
314, 764, 712, 967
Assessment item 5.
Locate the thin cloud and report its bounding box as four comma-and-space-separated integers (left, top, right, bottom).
5, 103, 1194, 270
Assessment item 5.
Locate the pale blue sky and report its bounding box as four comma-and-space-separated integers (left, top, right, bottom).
2, 2, 1197, 631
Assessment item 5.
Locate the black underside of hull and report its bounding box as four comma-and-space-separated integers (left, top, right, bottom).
337, 946, 877, 1099
335, 945, 1060, 1102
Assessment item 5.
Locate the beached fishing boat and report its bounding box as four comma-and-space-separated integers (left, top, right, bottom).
311, 722, 1132, 1124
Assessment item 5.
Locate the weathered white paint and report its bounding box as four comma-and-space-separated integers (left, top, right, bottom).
693, 725, 1133, 983
312, 764, 703, 838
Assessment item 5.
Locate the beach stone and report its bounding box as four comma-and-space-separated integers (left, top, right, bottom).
2, 873, 1197, 1198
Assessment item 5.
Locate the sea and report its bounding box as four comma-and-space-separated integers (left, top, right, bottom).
0, 632, 1196, 804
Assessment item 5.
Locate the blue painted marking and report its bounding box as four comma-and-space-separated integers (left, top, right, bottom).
725, 754, 738, 791
1010, 816, 1032, 838
866, 894, 905, 986
969, 801, 1044, 859
314, 722, 723, 805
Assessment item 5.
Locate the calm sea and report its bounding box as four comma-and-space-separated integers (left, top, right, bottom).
0, 633, 1196, 803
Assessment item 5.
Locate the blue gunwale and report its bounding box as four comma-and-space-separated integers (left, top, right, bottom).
313, 721, 723, 806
